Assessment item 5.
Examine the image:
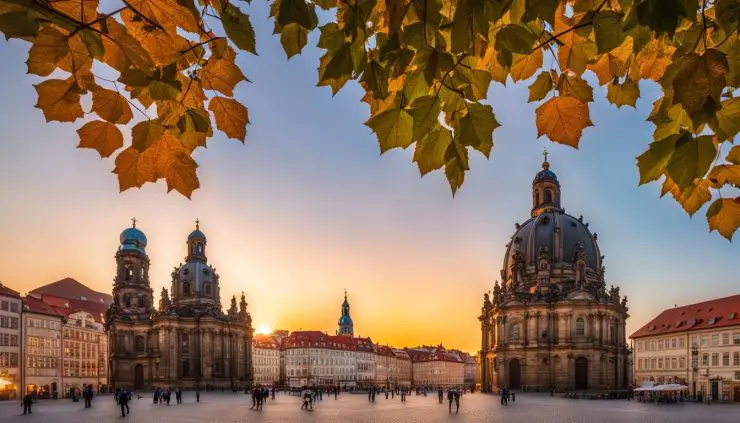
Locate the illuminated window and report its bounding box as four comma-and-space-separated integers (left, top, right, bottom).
576, 318, 585, 336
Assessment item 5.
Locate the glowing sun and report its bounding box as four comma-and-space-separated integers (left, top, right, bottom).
255, 324, 272, 335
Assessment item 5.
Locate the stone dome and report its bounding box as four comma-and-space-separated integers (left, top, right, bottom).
502, 210, 602, 280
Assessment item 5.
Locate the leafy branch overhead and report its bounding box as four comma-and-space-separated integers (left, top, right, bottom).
1, 0, 740, 240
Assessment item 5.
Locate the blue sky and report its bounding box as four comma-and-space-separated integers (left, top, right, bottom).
0, 2, 737, 352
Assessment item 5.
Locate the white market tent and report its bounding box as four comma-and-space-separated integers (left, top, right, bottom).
634, 384, 689, 392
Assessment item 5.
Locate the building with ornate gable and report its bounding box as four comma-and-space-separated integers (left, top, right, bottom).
106, 220, 253, 390
479, 156, 631, 392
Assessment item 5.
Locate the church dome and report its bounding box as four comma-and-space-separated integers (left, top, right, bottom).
188, 229, 206, 240
119, 223, 147, 254
502, 211, 601, 278
338, 315, 353, 326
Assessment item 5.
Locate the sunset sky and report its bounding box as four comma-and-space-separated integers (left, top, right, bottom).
0, 2, 738, 354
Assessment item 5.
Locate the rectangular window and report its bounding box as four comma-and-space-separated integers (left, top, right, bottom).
658, 358, 663, 369
735, 371, 740, 380
671, 338, 677, 348
734, 333, 740, 345
734, 352, 740, 366
723, 352, 730, 366
1, 301, 8, 311
658, 339, 664, 349
10, 302, 18, 313
712, 353, 719, 366
679, 338, 685, 348
722, 333, 730, 345
711, 334, 719, 346
692, 336, 699, 346
679, 358, 686, 369
672, 358, 677, 369
702, 353, 709, 366
701, 335, 708, 346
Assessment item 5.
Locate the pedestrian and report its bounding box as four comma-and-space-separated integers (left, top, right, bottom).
511, 391, 516, 402
447, 389, 454, 413
119, 389, 129, 417
454, 390, 460, 414
438, 388, 443, 404
196, 389, 200, 402
21, 392, 33, 415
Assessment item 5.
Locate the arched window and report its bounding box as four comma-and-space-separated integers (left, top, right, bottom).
204, 283, 211, 296
125, 265, 133, 280
197, 242, 203, 255
183, 281, 191, 296
509, 324, 521, 341
535, 191, 540, 205
544, 189, 553, 203
123, 294, 131, 308
576, 318, 585, 336
140, 295, 147, 308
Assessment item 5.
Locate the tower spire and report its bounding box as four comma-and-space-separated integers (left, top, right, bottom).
131, 217, 137, 228
542, 148, 549, 170
195, 218, 200, 230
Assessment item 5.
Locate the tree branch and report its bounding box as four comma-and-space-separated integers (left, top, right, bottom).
180, 37, 224, 55
530, 0, 608, 53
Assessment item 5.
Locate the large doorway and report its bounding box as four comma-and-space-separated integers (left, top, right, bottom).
508, 359, 521, 390
575, 357, 588, 390
134, 364, 144, 390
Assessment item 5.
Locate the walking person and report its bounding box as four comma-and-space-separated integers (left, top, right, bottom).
119, 389, 130, 417
454, 390, 460, 414
196, 389, 200, 402
447, 389, 454, 413
21, 392, 33, 415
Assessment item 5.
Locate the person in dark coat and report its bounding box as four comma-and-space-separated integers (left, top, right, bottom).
22, 393, 33, 415
119, 389, 130, 417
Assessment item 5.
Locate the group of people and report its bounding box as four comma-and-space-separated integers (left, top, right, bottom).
82, 385, 95, 408
153, 388, 187, 405
249, 387, 274, 410
498, 387, 516, 405
436, 388, 463, 413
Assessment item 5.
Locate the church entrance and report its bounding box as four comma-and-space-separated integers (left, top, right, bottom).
134, 364, 144, 390
575, 357, 588, 390
508, 359, 521, 390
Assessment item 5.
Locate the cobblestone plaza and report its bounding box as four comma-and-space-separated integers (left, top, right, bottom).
2, 392, 738, 423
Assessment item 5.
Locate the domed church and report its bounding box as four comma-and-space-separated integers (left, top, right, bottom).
106, 220, 254, 390
478, 155, 631, 392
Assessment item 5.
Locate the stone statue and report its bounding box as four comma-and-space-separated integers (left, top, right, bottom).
239, 292, 248, 321
228, 295, 238, 316
159, 287, 170, 312
483, 293, 491, 310
621, 296, 629, 313
510, 249, 525, 283
538, 246, 550, 271
493, 281, 502, 304
113, 293, 120, 307
574, 242, 586, 262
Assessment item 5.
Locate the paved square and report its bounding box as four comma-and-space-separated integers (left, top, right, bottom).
1, 392, 738, 423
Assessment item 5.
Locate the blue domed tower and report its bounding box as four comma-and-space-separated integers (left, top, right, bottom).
111, 218, 154, 319
170, 220, 222, 315
337, 290, 354, 336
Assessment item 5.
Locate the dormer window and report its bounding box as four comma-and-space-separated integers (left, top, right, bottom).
184, 268, 190, 276
708, 317, 716, 325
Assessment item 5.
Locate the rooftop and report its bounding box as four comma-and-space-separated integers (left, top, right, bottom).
630, 294, 740, 339
30, 277, 112, 305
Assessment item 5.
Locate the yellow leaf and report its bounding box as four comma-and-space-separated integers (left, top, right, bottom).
27, 25, 69, 76
92, 86, 133, 124
34, 78, 84, 122
165, 150, 200, 198
208, 97, 249, 141
535, 96, 593, 148
660, 177, 712, 216
59, 34, 94, 88
176, 74, 206, 109
126, 0, 200, 33
201, 58, 246, 96
557, 72, 594, 103
606, 78, 640, 108
77, 121, 124, 158
707, 164, 740, 188
706, 198, 740, 241
557, 33, 595, 75
122, 10, 190, 67
636, 39, 675, 81
510, 48, 543, 82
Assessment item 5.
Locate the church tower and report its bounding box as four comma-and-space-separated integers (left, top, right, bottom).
531, 149, 562, 217
170, 220, 222, 315
337, 290, 354, 336
111, 218, 154, 318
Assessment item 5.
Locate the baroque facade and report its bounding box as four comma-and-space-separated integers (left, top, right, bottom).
0, 284, 21, 400
479, 156, 631, 392
106, 220, 254, 390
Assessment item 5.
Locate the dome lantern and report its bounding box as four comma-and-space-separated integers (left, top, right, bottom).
532, 149, 562, 217
119, 217, 147, 254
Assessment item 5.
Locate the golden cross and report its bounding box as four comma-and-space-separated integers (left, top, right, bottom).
543, 148, 549, 163
131, 217, 137, 228
195, 218, 200, 230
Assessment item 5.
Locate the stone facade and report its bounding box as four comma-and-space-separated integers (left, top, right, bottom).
252, 335, 280, 386
0, 284, 21, 400
106, 221, 253, 390
479, 157, 631, 392
21, 296, 63, 398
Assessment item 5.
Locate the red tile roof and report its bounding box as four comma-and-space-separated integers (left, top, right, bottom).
22, 295, 63, 318
352, 337, 375, 352
630, 294, 740, 339
253, 334, 279, 349
30, 277, 112, 305
23, 293, 108, 323
281, 331, 358, 351
0, 282, 21, 298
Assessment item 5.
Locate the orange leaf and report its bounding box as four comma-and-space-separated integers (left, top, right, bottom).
77, 121, 124, 158
706, 198, 740, 241
208, 97, 249, 141
535, 96, 593, 148
27, 25, 69, 76
113, 147, 158, 191
92, 87, 133, 124
34, 78, 84, 122
511, 48, 543, 82
201, 58, 246, 96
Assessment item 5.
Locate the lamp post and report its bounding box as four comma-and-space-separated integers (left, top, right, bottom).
691, 343, 698, 398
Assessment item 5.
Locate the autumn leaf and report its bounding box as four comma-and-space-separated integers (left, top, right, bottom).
77, 121, 124, 158
510, 49, 543, 82
495, 24, 537, 55
126, 0, 200, 33
365, 108, 413, 153
707, 164, 740, 189
281, 23, 308, 58
728, 146, 740, 165
706, 198, 740, 241
414, 128, 452, 176
636, 131, 686, 185
407, 95, 440, 140
34, 78, 84, 122
458, 103, 499, 157
208, 97, 249, 141
132, 121, 167, 152
535, 96, 593, 148
606, 78, 640, 108
528, 71, 553, 103
660, 177, 712, 216
665, 135, 716, 189
593, 11, 624, 54
714, 98, 740, 141
92, 86, 133, 124
556, 72, 594, 103
672, 50, 730, 123
113, 147, 158, 191
202, 58, 247, 97
26, 25, 68, 76
444, 140, 469, 196
221, 4, 257, 54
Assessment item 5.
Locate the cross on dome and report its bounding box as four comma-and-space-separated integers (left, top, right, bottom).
195, 218, 200, 230
131, 217, 137, 228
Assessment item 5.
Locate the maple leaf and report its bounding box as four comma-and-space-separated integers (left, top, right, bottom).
660, 177, 712, 217
535, 96, 593, 148
587, 37, 633, 85
528, 71, 553, 103
707, 164, 740, 189
92, 86, 133, 124
50, 0, 99, 24
77, 121, 124, 158
201, 58, 247, 97
510, 48, 543, 82
457, 103, 499, 158
281, 23, 308, 58
413, 128, 452, 176
208, 97, 249, 141
26, 25, 69, 76
556, 72, 594, 103
126, 0, 200, 33
365, 108, 413, 153
221, 4, 257, 54
113, 147, 158, 191
672, 50, 730, 124
34, 78, 84, 122
606, 78, 640, 109
706, 198, 740, 241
